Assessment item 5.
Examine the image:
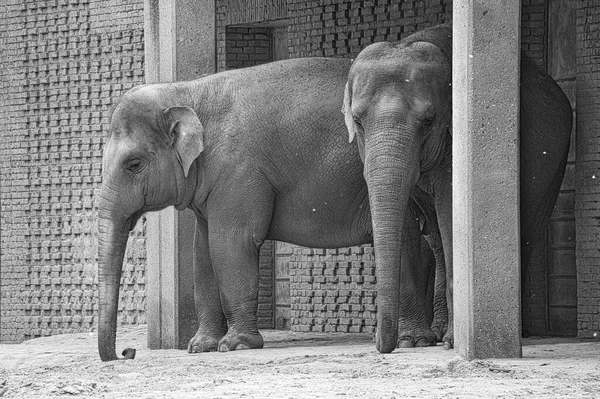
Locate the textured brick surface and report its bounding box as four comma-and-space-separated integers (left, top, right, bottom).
257, 241, 274, 329
287, 0, 452, 59
521, 0, 547, 68
0, 0, 146, 343
290, 246, 377, 333
575, 1, 600, 338
225, 27, 272, 70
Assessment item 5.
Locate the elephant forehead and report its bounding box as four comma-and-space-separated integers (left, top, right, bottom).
109, 107, 165, 144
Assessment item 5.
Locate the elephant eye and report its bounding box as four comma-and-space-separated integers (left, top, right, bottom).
423, 118, 434, 128
125, 158, 145, 173
353, 116, 363, 128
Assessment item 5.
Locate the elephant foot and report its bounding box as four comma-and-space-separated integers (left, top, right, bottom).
188, 331, 224, 353
442, 331, 454, 350
397, 329, 437, 348
431, 322, 448, 343
218, 330, 264, 352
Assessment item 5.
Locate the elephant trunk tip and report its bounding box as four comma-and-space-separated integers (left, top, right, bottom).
122, 347, 137, 359
375, 320, 399, 354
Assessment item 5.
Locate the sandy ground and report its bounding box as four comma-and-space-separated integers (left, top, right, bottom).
1, 325, 599, 398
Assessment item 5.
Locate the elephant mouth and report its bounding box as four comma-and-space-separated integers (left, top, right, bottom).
125, 210, 144, 231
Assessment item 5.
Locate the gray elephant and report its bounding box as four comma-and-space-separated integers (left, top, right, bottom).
98, 57, 444, 361
343, 24, 573, 352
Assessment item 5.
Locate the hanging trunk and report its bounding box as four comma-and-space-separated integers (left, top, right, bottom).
364, 128, 419, 353
97, 199, 137, 361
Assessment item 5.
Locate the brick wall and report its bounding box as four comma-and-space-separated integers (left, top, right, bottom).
287, 0, 452, 59
521, 0, 547, 68
257, 241, 274, 329
216, 0, 287, 72
225, 27, 272, 70
0, 0, 146, 342
575, 0, 600, 338
291, 246, 377, 333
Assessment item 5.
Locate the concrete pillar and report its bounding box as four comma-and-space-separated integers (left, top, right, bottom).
452, 1, 523, 359
144, 0, 216, 350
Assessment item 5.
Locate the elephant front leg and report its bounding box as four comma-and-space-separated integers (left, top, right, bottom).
188, 217, 228, 353
208, 222, 265, 352
397, 206, 438, 348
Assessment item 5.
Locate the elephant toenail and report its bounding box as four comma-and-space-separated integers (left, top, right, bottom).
218, 344, 230, 352
398, 338, 415, 348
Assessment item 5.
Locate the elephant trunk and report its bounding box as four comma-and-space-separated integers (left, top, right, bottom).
97, 193, 137, 361
364, 127, 419, 353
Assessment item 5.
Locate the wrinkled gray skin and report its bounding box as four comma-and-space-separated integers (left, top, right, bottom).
343, 24, 573, 352
98, 57, 445, 361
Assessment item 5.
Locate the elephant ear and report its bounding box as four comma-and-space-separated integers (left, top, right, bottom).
342, 81, 358, 143
164, 106, 204, 177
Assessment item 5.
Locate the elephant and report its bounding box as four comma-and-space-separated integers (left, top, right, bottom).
98, 57, 446, 361
342, 24, 573, 352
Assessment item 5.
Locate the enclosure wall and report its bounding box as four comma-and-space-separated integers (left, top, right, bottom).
0, 0, 147, 342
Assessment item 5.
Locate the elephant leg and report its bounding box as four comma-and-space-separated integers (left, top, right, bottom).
427, 231, 448, 342
434, 156, 454, 350
413, 185, 448, 343
421, 237, 436, 327
207, 195, 273, 352
188, 217, 227, 353
397, 201, 437, 348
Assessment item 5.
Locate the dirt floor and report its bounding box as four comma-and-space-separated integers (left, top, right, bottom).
1, 325, 599, 398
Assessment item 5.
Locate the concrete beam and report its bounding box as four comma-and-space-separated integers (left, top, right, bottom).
452, 1, 523, 359
144, 0, 215, 350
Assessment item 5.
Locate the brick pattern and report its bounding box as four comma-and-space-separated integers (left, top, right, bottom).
575, 0, 600, 338
290, 246, 377, 333
0, 0, 146, 342
287, 0, 452, 59
225, 0, 287, 25
257, 241, 274, 329
521, 0, 547, 69
225, 27, 272, 70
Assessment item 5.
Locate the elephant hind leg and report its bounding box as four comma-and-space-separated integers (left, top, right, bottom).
425, 233, 448, 343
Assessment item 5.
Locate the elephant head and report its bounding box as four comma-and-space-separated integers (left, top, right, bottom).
343, 29, 452, 353
97, 84, 202, 361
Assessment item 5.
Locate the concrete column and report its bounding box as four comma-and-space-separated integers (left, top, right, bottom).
144, 0, 216, 350
452, 1, 523, 359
